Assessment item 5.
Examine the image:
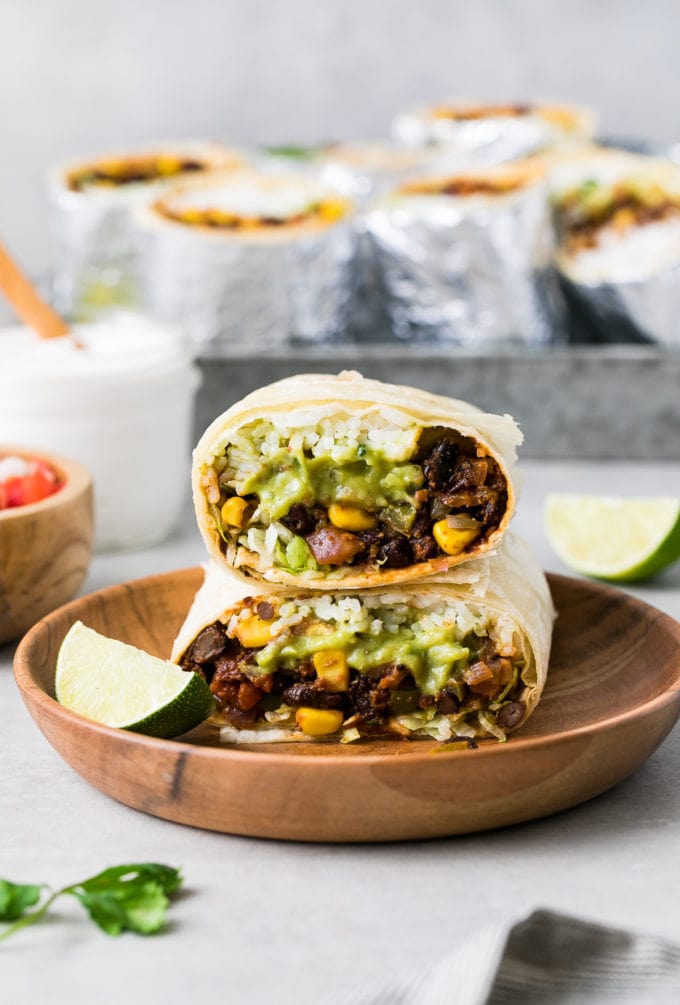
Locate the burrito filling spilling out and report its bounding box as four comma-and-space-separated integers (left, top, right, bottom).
200, 416, 508, 579
554, 174, 680, 255
179, 592, 528, 743
67, 155, 208, 191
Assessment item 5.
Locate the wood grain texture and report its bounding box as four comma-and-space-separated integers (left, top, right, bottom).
0, 449, 93, 644
13, 568, 680, 842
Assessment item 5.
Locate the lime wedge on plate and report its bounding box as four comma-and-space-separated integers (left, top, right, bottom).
55, 621, 215, 737
544, 495, 680, 582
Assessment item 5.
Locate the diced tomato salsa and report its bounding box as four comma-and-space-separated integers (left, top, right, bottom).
0, 456, 63, 511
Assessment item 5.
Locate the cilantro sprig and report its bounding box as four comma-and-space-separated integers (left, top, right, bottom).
0, 863, 182, 943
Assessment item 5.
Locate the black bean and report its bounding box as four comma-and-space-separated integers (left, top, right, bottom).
256, 601, 275, 620
281, 683, 343, 710
281, 503, 316, 536
188, 623, 228, 664
423, 440, 459, 491
378, 536, 413, 568
349, 674, 389, 723
435, 687, 460, 714
411, 535, 439, 562
497, 701, 525, 729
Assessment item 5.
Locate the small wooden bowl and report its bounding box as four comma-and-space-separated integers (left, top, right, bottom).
13, 568, 680, 842
0, 447, 93, 644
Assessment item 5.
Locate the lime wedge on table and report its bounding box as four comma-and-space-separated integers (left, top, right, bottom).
55, 621, 215, 737
544, 495, 680, 582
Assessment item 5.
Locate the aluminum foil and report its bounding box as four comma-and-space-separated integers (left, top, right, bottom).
318, 144, 446, 339
49, 181, 145, 319
48, 145, 243, 320
365, 181, 566, 346
137, 216, 357, 355
392, 105, 595, 166
560, 265, 680, 345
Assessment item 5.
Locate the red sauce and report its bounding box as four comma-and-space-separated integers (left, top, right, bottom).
0, 455, 63, 511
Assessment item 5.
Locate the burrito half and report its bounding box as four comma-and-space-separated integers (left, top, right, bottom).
137, 171, 355, 352
393, 100, 595, 162
193, 372, 522, 589
172, 536, 553, 744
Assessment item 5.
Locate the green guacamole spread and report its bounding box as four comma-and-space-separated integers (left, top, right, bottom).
253, 619, 472, 697
239, 448, 424, 529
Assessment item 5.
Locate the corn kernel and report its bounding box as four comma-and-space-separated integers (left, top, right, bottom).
221, 496, 251, 528
295, 707, 344, 736
156, 156, 182, 176
433, 520, 480, 556
234, 614, 274, 648
318, 199, 347, 223
328, 503, 377, 531
178, 209, 206, 226
312, 650, 349, 691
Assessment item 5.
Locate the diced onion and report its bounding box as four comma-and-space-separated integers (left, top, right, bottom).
446, 514, 480, 530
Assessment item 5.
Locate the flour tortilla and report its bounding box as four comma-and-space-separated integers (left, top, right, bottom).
172, 534, 553, 742
192, 371, 523, 589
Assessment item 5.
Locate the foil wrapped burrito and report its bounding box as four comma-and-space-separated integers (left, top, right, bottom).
365, 160, 565, 344
48, 142, 242, 318
318, 142, 442, 204
392, 100, 595, 164
136, 171, 356, 353
317, 142, 447, 339
193, 371, 522, 589
550, 148, 680, 345
171, 536, 554, 744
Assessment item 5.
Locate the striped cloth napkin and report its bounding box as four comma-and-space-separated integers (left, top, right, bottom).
353, 909, 680, 1004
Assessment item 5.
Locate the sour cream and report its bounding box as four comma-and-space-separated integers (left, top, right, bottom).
0, 313, 200, 550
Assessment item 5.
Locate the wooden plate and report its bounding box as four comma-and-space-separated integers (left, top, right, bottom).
13, 568, 680, 842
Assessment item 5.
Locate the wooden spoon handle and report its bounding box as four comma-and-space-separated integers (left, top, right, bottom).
0, 242, 70, 339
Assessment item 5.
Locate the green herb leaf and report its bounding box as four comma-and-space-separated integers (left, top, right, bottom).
74, 863, 182, 896
0, 880, 43, 922
262, 144, 324, 160
65, 864, 182, 936
0, 863, 182, 943
72, 885, 169, 936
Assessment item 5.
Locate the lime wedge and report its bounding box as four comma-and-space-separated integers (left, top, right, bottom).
544, 494, 680, 582
55, 621, 215, 737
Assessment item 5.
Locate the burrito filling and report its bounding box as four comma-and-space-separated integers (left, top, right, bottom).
201, 417, 508, 578
554, 175, 680, 255
179, 593, 527, 742
68, 155, 207, 191
431, 104, 580, 132
432, 103, 532, 121
399, 174, 530, 198
155, 197, 347, 230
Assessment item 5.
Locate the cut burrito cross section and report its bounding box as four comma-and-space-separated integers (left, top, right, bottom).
172, 537, 553, 744
68, 155, 207, 191
193, 373, 521, 589
150, 172, 351, 233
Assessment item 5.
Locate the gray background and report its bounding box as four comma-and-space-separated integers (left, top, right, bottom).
2, 0, 679, 275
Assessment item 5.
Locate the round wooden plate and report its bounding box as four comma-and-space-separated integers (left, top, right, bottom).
13, 568, 680, 842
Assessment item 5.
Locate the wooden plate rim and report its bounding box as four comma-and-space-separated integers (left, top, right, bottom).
13, 567, 680, 768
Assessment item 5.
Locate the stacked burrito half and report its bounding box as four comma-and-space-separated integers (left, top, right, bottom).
174, 372, 555, 745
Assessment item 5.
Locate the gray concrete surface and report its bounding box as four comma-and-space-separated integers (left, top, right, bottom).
3, 461, 680, 1003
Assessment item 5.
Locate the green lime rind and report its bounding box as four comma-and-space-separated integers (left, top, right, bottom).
56, 621, 215, 739
123, 673, 215, 738
544, 494, 680, 583
606, 512, 680, 582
